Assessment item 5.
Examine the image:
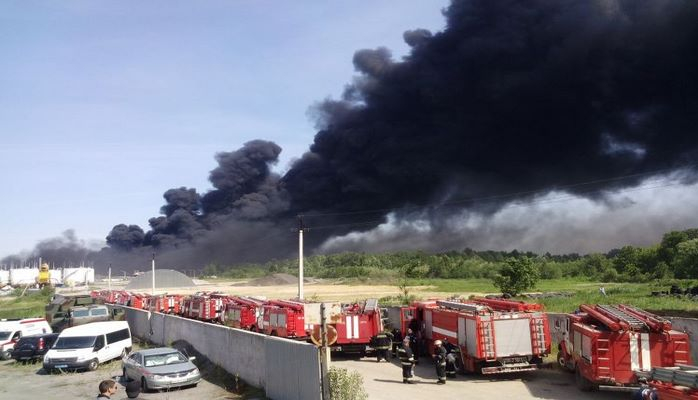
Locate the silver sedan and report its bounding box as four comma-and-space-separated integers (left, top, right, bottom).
122, 347, 201, 391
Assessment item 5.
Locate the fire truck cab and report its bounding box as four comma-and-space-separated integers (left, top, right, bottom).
557, 304, 692, 391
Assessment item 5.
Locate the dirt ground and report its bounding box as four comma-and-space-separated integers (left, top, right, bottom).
82, 275, 467, 303
0, 359, 243, 400
332, 355, 631, 400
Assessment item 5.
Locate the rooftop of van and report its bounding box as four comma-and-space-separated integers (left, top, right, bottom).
59, 321, 129, 337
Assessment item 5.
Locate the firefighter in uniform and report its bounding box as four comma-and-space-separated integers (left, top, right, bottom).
433, 339, 447, 384
390, 327, 402, 357
372, 331, 392, 362
398, 337, 415, 383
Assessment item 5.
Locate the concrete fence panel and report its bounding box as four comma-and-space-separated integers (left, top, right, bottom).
121, 307, 321, 400
265, 336, 321, 400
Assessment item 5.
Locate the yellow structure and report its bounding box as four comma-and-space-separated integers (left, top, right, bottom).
37, 263, 51, 287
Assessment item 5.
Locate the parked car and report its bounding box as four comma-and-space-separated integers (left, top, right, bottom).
0, 318, 52, 360
43, 321, 132, 372
122, 347, 201, 391
51, 305, 111, 332
11, 333, 59, 362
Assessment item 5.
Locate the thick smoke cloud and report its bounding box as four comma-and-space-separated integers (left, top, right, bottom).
6, 0, 698, 270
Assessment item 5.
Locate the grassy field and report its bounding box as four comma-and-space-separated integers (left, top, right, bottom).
0, 288, 53, 319
387, 278, 698, 317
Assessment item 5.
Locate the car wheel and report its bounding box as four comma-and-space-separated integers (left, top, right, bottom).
87, 359, 99, 371
120, 348, 128, 358
141, 377, 149, 393
0, 349, 11, 360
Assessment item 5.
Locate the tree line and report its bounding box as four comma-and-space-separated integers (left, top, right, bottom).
202, 228, 698, 283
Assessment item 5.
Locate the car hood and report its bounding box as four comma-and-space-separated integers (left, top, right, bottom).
146, 361, 198, 374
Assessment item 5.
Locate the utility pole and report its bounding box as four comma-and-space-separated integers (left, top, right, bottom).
298, 215, 304, 300
319, 303, 330, 399
151, 253, 155, 296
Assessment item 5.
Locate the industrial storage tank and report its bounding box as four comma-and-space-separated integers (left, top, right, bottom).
49, 269, 63, 285
62, 267, 95, 285
9, 268, 39, 286
0, 269, 9, 286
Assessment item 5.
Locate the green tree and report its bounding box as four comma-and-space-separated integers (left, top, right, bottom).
674, 238, 698, 278
492, 257, 540, 296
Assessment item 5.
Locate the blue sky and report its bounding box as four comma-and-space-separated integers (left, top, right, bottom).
0, 1, 450, 258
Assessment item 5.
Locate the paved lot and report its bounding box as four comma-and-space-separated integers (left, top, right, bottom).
0, 359, 241, 400
333, 355, 631, 400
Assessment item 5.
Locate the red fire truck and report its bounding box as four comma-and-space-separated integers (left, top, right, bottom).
223, 296, 265, 331
327, 299, 384, 354
145, 294, 183, 314
262, 299, 342, 340
557, 304, 692, 391
402, 298, 550, 374
648, 365, 698, 400
128, 293, 148, 310
181, 293, 226, 322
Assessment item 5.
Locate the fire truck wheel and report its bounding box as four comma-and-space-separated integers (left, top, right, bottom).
575, 366, 596, 391
556, 353, 568, 370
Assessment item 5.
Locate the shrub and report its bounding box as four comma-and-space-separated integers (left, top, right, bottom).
328, 366, 368, 400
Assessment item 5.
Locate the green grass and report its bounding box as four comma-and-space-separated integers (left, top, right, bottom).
0, 288, 53, 319
379, 277, 698, 316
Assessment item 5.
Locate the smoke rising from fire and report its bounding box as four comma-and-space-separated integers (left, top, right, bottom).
5, 0, 698, 269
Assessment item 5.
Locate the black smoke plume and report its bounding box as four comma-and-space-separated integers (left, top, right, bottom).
6, 0, 698, 270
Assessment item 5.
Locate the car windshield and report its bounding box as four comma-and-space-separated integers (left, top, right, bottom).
0, 331, 11, 340
53, 336, 96, 349
143, 352, 188, 367
72, 309, 90, 317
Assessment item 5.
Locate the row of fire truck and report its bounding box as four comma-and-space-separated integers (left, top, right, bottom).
92, 290, 383, 354
94, 289, 695, 395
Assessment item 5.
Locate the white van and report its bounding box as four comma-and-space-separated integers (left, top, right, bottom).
43, 321, 132, 371
0, 318, 52, 360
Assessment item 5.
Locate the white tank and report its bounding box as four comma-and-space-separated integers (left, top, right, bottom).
62, 267, 84, 285
9, 268, 39, 286
49, 269, 63, 285
62, 267, 95, 285
0, 270, 9, 285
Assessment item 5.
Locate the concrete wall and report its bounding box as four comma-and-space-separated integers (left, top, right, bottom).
122, 307, 321, 400
265, 337, 321, 400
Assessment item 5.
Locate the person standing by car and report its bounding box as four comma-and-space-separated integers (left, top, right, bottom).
97, 379, 117, 399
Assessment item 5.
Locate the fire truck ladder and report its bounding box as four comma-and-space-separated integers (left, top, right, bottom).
529, 315, 547, 355
478, 317, 497, 361
595, 338, 613, 380
651, 365, 698, 389
596, 305, 648, 330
